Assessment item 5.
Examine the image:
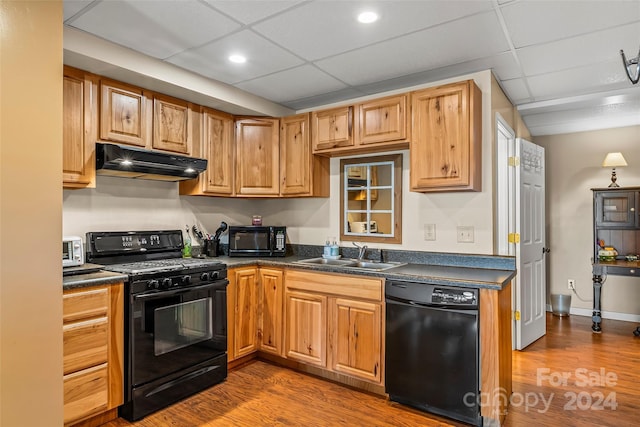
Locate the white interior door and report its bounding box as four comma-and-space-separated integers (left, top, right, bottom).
516, 138, 546, 349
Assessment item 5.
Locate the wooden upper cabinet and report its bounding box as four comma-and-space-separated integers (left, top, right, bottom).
100, 79, 150, 148
410, 80, 482, 192
357, 94, 409, 146
235, 118, 280, 196
312, 95, 410, 156
179, 107, 234, 196
63, 67, 98, 188
280, 114, 329, 197
312, 106, 354, 152
152, 93, 193, 154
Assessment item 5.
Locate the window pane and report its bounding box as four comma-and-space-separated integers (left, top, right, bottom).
371, 189, 392, 211
371, 213, 393, 235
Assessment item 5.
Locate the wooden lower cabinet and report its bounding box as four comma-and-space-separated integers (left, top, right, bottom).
283, 269, 383, 385
258, 268, 284, 356
328, 297, 381, 383
228, 267, 259, 360
284, 290, 327, 367
62, 283, 123, 426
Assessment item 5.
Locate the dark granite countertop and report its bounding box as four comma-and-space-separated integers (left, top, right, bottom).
62, 247, 516, 291
219, 254, 516, 291
63, 270, 128, 291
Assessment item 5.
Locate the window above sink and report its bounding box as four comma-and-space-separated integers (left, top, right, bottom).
340, 154, 402, 244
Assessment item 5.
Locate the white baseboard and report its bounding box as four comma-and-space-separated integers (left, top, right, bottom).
545, 304, 640, 323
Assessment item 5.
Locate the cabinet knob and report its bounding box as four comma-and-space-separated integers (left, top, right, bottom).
631, 208, 635, 212
630, 269, 636, 274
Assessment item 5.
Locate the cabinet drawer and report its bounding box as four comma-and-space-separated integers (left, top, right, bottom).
63, 363, 109, 425
63, 317, 109, 374
286, 270, 382, 301
63, 287, 109, 323
603, 265, 640, 277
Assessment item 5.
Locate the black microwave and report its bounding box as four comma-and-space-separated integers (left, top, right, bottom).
228, 226, 287, 257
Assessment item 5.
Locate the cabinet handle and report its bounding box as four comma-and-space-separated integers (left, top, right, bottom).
631, 208, 635, 212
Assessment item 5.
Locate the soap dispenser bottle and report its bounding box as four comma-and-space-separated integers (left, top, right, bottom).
330, 239, 339, 257
183, 226, 192, 258
323, 238, 332, 258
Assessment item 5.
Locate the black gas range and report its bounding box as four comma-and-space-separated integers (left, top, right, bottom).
86, 230, 228, 421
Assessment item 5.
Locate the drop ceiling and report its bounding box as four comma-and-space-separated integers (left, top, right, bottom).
63, 0, 640, 136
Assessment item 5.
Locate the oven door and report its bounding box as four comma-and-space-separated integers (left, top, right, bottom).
130, 281, 227, 387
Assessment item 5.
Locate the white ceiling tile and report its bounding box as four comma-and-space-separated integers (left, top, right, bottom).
526, 60, 632, 101
500, 0, 640, 48
253, 0, 494, 61
499, 78, 531, 103
203, 0, 305, 25
69, 0, 241, 59
167, 30, 305, 84
285, 88, 367, 111
236, 65, 348, 103
63, 0, 93, 22
315, 12, 508, 85
518, 22, 640, 76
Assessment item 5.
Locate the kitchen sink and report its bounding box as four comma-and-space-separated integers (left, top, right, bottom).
295, 257, 359, 266
295, 257, 405, 271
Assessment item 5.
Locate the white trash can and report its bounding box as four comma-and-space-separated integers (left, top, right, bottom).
550, 294, 571, 317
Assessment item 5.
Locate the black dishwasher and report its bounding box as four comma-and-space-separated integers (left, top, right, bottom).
385, 280, 481, 426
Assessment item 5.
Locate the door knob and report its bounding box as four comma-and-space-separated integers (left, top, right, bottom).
542, 247, 550, 254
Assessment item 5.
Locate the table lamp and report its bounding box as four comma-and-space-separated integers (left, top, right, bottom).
602, 152, 628, 187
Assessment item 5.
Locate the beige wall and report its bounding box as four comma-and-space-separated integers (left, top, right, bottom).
0, 1, 64, 425
535, 126, 640, 318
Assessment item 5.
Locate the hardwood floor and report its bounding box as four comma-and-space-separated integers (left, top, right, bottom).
103, 313, 639, 427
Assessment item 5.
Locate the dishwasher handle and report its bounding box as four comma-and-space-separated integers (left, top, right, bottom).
385, 294, 478, 311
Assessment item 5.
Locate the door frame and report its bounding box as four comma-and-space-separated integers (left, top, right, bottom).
495, 113, 517, 349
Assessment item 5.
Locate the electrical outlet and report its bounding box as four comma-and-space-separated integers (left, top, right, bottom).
424, 224, 436, 241
457, 226, 474, 243
568, 279, 576, 290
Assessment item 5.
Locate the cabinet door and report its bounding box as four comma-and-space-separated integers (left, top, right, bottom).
258, 268, 284, 356
595, 191, 637, 227
280, 114, 330, 197
328, 298, 381, 383
285, 291, 327, 367
312, 106, 354, 152
233, 267, 259, 358
358, 94, 408, 145
280, 114, 312, 196
202, 108, 234, 195
63, 67, 98, 188
100, 79, 150, 147
153, 94, 192, 154
235, 118, 280, 196
410, 80, 481, 192
63, 363, 109, 425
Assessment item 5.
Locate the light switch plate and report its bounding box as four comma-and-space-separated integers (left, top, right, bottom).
457, 226, 474, 243
424, 224, 436, 241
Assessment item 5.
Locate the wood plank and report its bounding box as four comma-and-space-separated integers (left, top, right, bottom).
102, 313, 640, 427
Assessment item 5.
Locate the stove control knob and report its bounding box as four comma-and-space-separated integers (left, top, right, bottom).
182, 275, 191, 285
200, 272, 210, 281
210, 271, 220, 280
161, 278, 172, 289
147, 279, 159, 290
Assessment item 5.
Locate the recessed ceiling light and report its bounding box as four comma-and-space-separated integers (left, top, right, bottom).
357, 11, 378, 24
228, 54, 247, 64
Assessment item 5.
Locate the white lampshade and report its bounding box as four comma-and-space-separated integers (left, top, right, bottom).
602, 152, 628, 168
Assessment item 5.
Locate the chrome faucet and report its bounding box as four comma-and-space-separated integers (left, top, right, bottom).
353, 242, 368, 260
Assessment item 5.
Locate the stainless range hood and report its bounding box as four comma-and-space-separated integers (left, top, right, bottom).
96, 142, 207, 182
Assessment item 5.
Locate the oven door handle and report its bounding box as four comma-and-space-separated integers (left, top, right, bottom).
133, 280, 229, 301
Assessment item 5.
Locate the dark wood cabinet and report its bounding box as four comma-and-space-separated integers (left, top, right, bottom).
591, 187, 640, 332
594, 190, 638, 228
